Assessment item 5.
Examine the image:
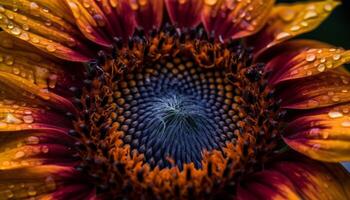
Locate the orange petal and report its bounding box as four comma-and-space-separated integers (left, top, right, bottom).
284, 104, 350, 162
238, 170, 301, 199
239, 156, 350, 200
279, 70, 350, 109
165, 0, 204, 28
65, 0, 135, 43
0, 165, 79, 199
0, 71, 77, 114
0, 1, 91, 61
266, 46, 350, 85
202, 0, 275, 40
131, 0, 164, 32
247, 1, 340, 56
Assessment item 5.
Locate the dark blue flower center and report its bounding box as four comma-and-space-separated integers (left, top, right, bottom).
117, 58, 238, 169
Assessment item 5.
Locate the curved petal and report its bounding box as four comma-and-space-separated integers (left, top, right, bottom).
0, 1, 92, 61
265, 42, 350, 85
279, 70, 350, 109
131, 0, 163, 32
247, 1, 340, 57
202, 0, 274, 40
0, 165, 90, 199
65, 0, 135, 43
165, 0, 204, 28
238, 155, 350, 200
284, 104, 350, 162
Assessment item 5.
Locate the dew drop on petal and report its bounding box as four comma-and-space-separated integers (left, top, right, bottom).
306, 54, 316, 62
275, 32, 291, 40
23, 115, 34, 124
10, 27, 21, 35
290, 25, 300, 32
26, 136, 39, 145
317, 64, 326, 72
205, 0, 218, 6
324, 4, 333, 12
333, 54, 341, 61
27, 186, 37, 196
14, 151, 25, 159
341, 121, 350, 127
279, 9, 295, 22
45, 176, 56, 190
5, 113, 22, 124
328, 111, 343, 119
46, 44, 56, 52
304, 10, 318, 20
41, 145, 49, 153
307, 100, 319, 107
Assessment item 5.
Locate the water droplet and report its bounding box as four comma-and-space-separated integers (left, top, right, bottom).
317, 64, 325, 72
41, 145, 49, 153
10, 27, 21, 36
299, 22, 308, 28
27, 186, 37, 196
306, 54, 316, 62
5, 113, 22, 124
12, 68, 20, 75
324, 4, 333, 12
332, 96, 340, 102
279, 9, 295, 22
5, 190, 13, 198
30, 2, 39, 10
19, 32, 29, 41
46, 44, 56, 52
328, 111, 343, 119
0, 6, 5, 13
322, 132, 329, 139
332, 54, 341, 61
275, 32, 291, 40
341, 121, 350, 127
26, 136, 39, 144
45, 176, 56, 190
14, 151, 25, 159
290, 25, 301, 32
23, 115, 34, 124
0, 122, 8, 128
5, 56, 14, 66
307, 100, 319, 107
31, 37, 40, 44
304, 10, 318, 20
205, 0, 217, 6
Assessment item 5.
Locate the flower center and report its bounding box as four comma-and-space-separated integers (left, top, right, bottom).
114, 58, 237, 169
69, 26, 285, 198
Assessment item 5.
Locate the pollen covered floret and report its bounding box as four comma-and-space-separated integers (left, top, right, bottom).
69, 26, 285, 199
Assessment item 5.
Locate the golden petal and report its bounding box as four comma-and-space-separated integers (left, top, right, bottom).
202, 0, 275, 40
247, 1, 340, 56
0, 1, 91, 61
284, 104, 350, 162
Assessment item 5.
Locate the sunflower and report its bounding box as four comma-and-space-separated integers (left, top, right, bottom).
0, 0, 349, 199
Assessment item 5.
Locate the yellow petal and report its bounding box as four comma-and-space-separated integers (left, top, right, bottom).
0, 1, 91, 61
284, 104, 350, 162
239, 156, 350, 200
0, 165, 72, 199
202, 0, 275, 40
267, 46, 350, 84
248, 1, 340, 56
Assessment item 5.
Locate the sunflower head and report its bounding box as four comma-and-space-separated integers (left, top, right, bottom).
0, 0, 350, 199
